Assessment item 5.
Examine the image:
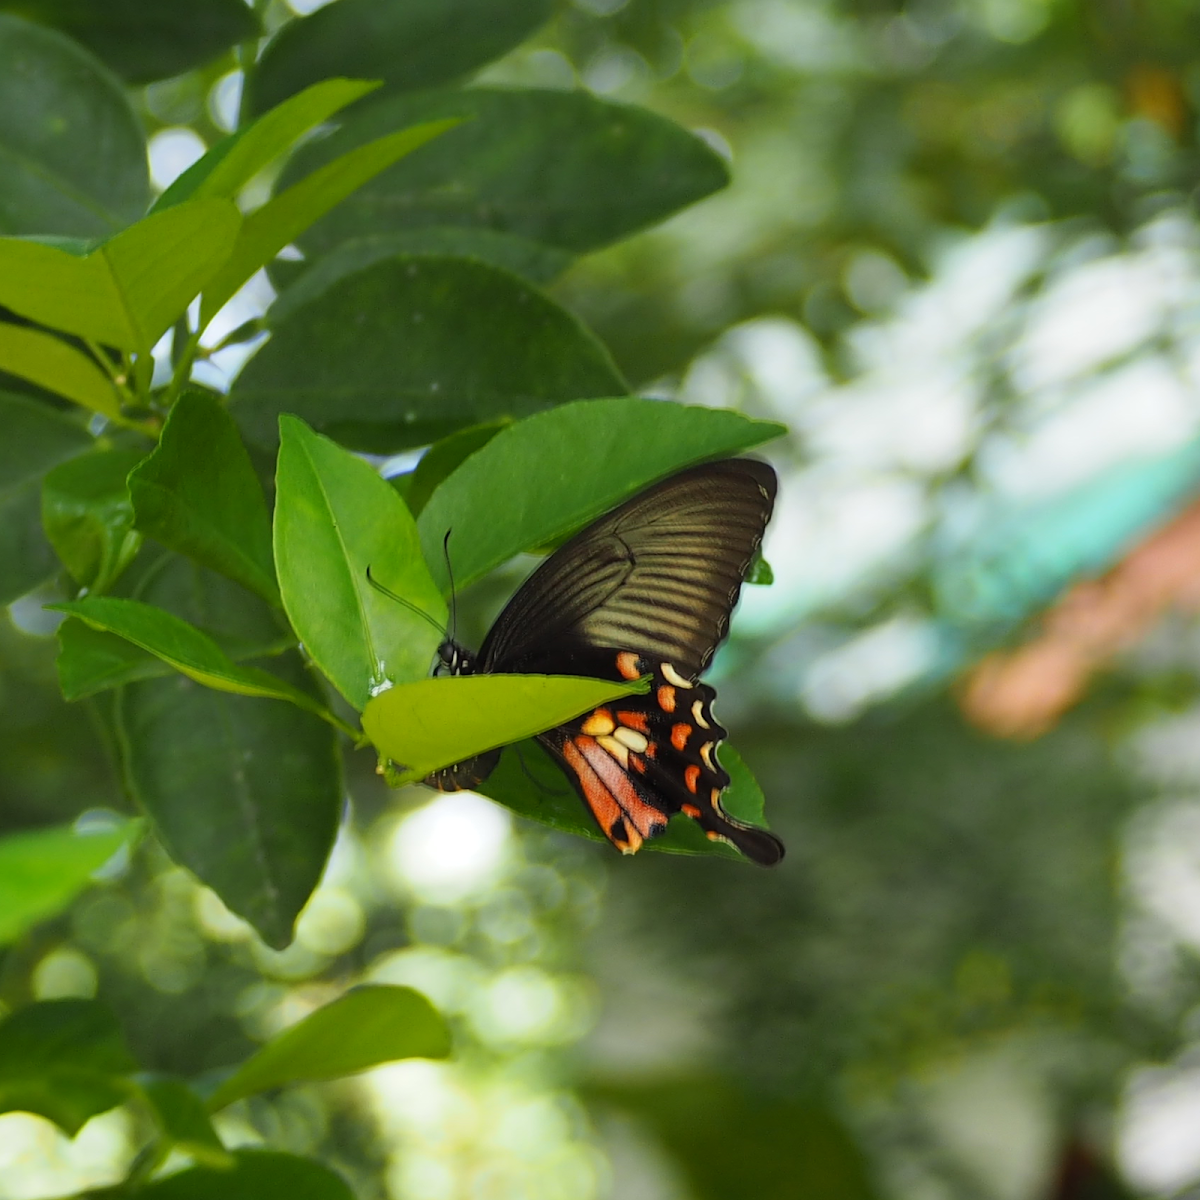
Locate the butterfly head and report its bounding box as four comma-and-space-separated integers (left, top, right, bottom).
436, 638, 477, 677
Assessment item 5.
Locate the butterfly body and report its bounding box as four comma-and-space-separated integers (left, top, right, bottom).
425, 458, 784, 866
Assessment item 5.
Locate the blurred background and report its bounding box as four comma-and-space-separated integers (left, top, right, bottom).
7, 0, 1200, 1195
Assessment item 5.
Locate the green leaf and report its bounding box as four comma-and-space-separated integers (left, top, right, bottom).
477, 740, 769, 861
115, 559, 341, 948
280, 88, 728, 262
0, 390, 92, 604
56, 617, 171, 698
128, 392, 279, 605
0, 819, 134, 945
403, 419, 508, 517
0, 1000, 137, 1135
153, 78, 381, 213
273, 416, 446, 710
586, 1079, 879, 1200
0, 199, 241, 352
362, 674, 646, 783
233, 256, 627, 453
0, 323, 120, 418
139, 1076, 231, 1168
8, 0, 260, 84
244, 0, 553, 116
418, 398, 787, 592
269, 229, 574, 318
135, 1149, 355, 1200
208, 985, 450, 1111
199, 119, 458, 326
52, 596, 337, 724
0, 14, 148, 237
41, 445, 145, 592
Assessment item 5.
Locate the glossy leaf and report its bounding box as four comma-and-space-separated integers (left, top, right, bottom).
53, 596, 335, 723
0, 199, 240, 352
245, 0, 552, 116
154, 78, 380, 213
478, 740, 770, 861
7, 0, 259, 83
273, 416, 446, 710
208, 985, 450, 1111
0, 390, 92, 604
0, 819, 134, 945
0, 14, 148, 237
281, 88, 728, 262
403, 420, 508, 517
0, 1000, 136, 1135
418, 398, 786, 592
233, 257, 626, 453
137, 1150, 355, 1200
200, 120, 458, 326
42, 445, 145, 592
139, 1076, 231, 1168
362, 674, 646, 782
128, 392, 278, 605
269, 229, 574, 319
0, 323, 120, 418
56, 617, 172, 698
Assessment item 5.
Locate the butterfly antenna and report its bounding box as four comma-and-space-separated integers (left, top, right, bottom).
443, 529, 459, 647
515, 745, 569, 798
365, 566, 447, 637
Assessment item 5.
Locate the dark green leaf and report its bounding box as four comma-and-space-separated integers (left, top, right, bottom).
0, 1000, 136, 1135
0, 819, 135, 945
233, 256, 626, 453
0, 390, 92, 604
112, 559, 341, 948
0, 14, 148, 237
129, 392, 278, 605
403, 419, 508, 517
477, 740, 770, 860
280, 88, 728, 262
270, 229, 574, 318
417, 398, 786, 592
245, 0, 553, 116
136, 1149, 354, 1200
1, 0, 259, 83
586, 1079, 879, 1200
273, 416, 446, 710
139, 1076, 231, 1167
208, 985, 450, 1110
41, 445, 145, 592
153, 78, 381, 213
362, 674, 647, 783
56, 617, 171, 698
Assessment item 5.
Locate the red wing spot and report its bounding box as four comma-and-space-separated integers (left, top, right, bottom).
682, 802, 702, 819
644, 741, 657, 760
616, 651, 642, 680
617, 710, 650, 734
575, 737, 669, 848
630, 755, 646, 774
671, 723, 691, 751
562, 737, 639, 854
684, 765, 701, 794
657, 685, 676, 713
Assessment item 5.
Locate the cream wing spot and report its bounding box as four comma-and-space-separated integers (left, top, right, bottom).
692, 700, 711, 729
613, 726, 649, 753
661, 662, 693, 688
597, 735, 631, 768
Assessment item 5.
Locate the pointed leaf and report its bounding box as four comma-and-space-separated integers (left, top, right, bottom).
245, 0, 552, 115
362, 674, 646, 782
200, 119, 458, 326
417, 398, 787, 592
52, 596, 335, 723
139, 1076, 231, 1168
403, 419, 507, 517
0, 14, 148, 237
0, 819, 134, 946
136, 1149, 354, 1200
0, 199, 241, 352
128, 392, 278, 605
0, 1000, 136, 1135
208, 986, 449, 1111
274, 416, 445, 710
233, 257, 626, 453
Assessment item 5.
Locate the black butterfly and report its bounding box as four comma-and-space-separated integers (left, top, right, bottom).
425, 457, 784, 866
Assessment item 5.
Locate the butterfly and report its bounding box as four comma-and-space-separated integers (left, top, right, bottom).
425, 457, 785, 866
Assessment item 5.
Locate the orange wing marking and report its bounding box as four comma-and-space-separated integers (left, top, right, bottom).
580, 708, 615, 737
684, 765, 701, 794
671, 723, 691, 751
657, 686, 676, 713
564, 735, 666, 854
615, 651, 642, 680
617, 710, 650, 734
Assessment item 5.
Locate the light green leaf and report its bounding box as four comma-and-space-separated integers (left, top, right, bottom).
139, 1076, 231, 1168
0, 324, 120, 417
362, 674, 646, 783
208, 985, 449, 1111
